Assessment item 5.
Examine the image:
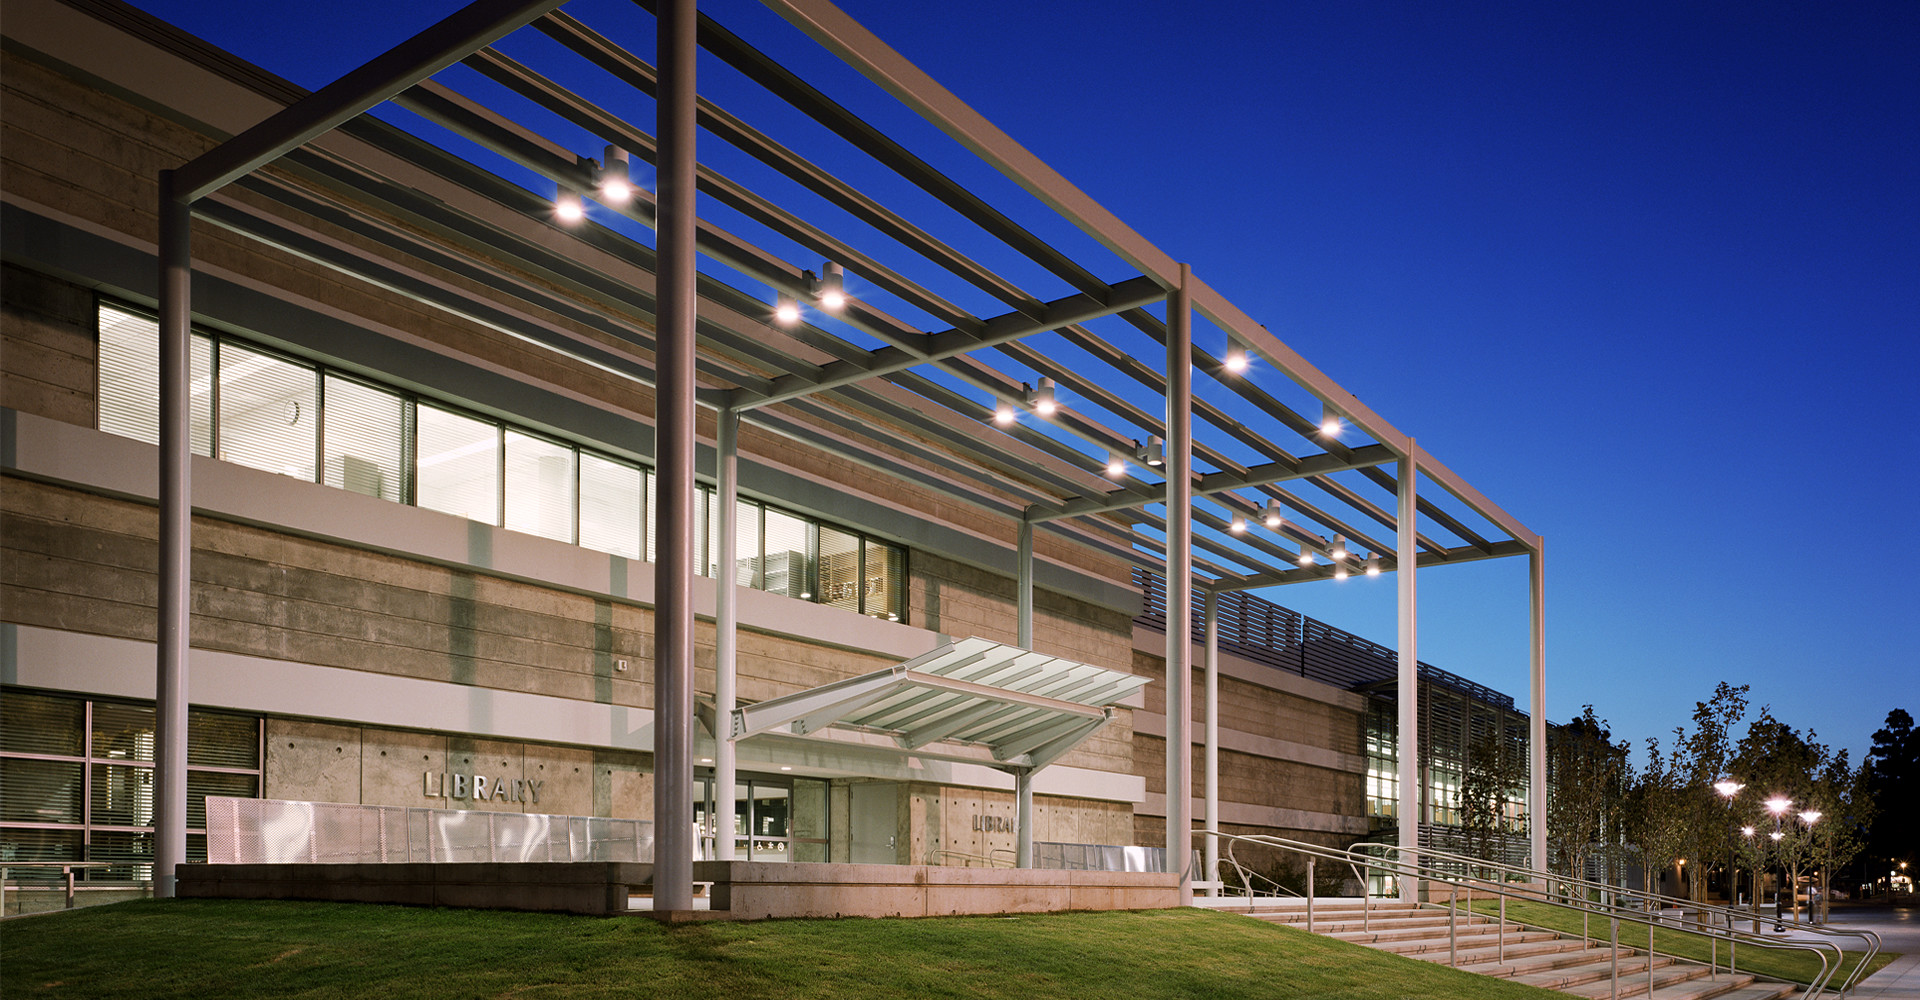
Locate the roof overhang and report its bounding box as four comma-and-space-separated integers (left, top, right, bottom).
729, 637, 1148, 772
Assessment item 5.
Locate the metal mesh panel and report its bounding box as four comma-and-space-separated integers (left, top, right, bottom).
205, 797, 653, 864
1030, 842, 1192, 873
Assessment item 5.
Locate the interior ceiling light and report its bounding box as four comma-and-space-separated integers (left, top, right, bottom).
554, 188, 584, 224
1229, 514, 1247, 534
1223, 344, 1249, 374
1329, 534, 1346, 560
1263, 500, 1283, 529
1026, 377, 1057, 416
599, 145, 632, 204
993, 403, 1016, 426
817, 262, 847, 312
1135, 435, 1165, 467
774, 293, 800, 326
1365, 553, 1381, 576
1106, 453, 1126, 478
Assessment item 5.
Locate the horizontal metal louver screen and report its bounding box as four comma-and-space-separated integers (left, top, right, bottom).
188, 711, 259, 770
578, 452, 642, 559
0, 758, 83, 824
0, 689, 83, 756
90, 703, 155, 763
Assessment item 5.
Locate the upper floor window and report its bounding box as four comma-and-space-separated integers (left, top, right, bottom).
93, 301, 907, 622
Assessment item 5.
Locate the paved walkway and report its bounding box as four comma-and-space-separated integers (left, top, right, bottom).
1776, 907, 1920, 999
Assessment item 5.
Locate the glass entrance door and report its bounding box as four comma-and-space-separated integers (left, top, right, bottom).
693, 773, 827, 862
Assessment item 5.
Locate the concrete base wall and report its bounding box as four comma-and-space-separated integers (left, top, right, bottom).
176, 861, 1183, 920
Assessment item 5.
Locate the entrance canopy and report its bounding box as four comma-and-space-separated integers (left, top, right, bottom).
730, 637, 1147, 772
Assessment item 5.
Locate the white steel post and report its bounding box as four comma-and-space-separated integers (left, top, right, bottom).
1015, 769, 1034, 868
1017, 515, 1034, 648
1164, 264, 1194, 893
650, 0, 698, 913
1530, 539, 1548, 873
1203, 590, 1219, 895
154, 170, 192, 899
714, 407, 739, 863
1396, 444, 1420, 902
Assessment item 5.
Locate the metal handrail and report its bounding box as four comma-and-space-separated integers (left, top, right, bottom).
1198, 831, 1846, 999
1352, 841, 1882, 996
0, 862, 133, 913
922, 849, 1014, 868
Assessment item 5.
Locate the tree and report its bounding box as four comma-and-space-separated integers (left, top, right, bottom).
1548, 706, 1629, 888
1623, 736, 1690, 902
1804, 748, 1873, 920
1865, 709, 1918, 886
1732, 708, 1824, 921
1459, 727, 1525, 877
1673, 683, 1749, 902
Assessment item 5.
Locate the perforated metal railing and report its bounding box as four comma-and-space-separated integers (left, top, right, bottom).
205, 797, 653, 864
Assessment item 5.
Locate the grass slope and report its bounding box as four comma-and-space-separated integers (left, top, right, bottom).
3, 900, 1561, 1000
1468, 899, 1896, 987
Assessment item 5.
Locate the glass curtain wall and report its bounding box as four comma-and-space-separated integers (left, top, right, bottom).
0, 689, 261, 881
92, 301, 908, 623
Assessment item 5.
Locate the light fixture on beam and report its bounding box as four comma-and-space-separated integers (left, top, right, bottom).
1264, 500, 1283, 529
599, 145, 632, 204
816, 262, 847, 312
554, 187, 584, 224
1297, 548, 1314, 567
1365, 553, 1381, 576
1134, 435, 1165, 467
1319, 403, 1342, 438
1329, 534, 1346, 560
1229, 514, 1247, 534
1106, 454, 1126, 478
1026, 377, 1057, 416
1222, 343, 1249, 374
773, 293, 801, 326
993, 403, 1016, 426
1333, 562, 1349, 580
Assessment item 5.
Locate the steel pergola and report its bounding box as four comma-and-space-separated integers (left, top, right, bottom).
143, 0, 1547, 910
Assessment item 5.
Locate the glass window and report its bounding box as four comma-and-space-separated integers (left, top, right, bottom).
321, 374, 406, 502
762, 508, 811, 600
504, 430, 575, 543
91, 703, 155, 763
216, 342, 318, 480
643, 471, 657, 564
96, 304, 211, 455
0, 690, 83, 756
863, 541, 904, 621
188, 710, 259, 770
416, 405, 499, 524
187, 772, 258, 830
817, 526, 860, 613
89, 763, 154, 828
0, 759, 83, 824
578, 453, 641, 559
733, 500, 762, 588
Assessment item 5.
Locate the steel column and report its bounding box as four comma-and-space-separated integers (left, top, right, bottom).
714, 406, 739, 862
1396, 444, 1419, 902
1017, 515, 1034, 648
1164, 264, 1193, 892
1203, 590, 1219, 895
649, 0, 697, 914
154, 170, 192, 899
1015, 769, 1034, 868
1530, 539, 1548, 872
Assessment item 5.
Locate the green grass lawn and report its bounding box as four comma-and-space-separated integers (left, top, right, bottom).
3, 900, 1562, 1000
1467, 899, 1895, 988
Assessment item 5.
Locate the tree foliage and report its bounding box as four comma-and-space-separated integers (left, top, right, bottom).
1547, 706, 1629, 883
1865, 709, 1918, 874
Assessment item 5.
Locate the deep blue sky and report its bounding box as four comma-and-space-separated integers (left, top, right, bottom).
124, 0, 1918, 766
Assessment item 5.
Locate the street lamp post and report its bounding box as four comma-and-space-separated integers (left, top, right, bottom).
1798, 810, 1821, 925
1714, 779, 1744, 907
1765, 796, 1792, 933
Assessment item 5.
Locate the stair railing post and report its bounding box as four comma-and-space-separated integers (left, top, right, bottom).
1610, 917, 1619, 1000
1449, 884, 1458, 966
1306, 857, 1315, 933
1648, 920, 1655, 998
1498, 892, 1505, 964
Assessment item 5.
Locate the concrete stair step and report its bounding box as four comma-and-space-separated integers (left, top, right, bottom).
1672, 984, 1797, 1000
1507, 953, 1675, 992
1450, 945, 1623, 977
1326, 922, 1527, 946
1257, 910, 1482, 930
1358, 930, 1558, 954
1556, 960, 1713, 998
